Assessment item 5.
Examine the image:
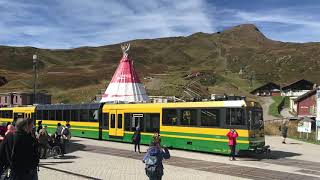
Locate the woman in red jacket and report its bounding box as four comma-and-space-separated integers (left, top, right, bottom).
227, 128, 238, 160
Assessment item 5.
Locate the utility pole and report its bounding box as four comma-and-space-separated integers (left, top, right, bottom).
33, 54, 37, 104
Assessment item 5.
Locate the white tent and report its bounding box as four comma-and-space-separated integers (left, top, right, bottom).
100, 44, 149, 103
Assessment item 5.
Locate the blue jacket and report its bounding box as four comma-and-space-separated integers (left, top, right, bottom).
143, 146, 170, 170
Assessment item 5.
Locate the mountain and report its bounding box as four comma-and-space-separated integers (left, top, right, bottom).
0, 24, 319, 103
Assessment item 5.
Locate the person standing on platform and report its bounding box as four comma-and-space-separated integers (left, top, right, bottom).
152, 130, 161, 147
38, 125, 49, 159
281, 121, 288, 144
61, 124, 71, 155
0, 118, 39, 180
5, 124, 16, 136
37, 121, 43, 134
56, 123, 63, 139
132, 127, 141, 153
143, 141, 170, 180
226, 128, 238, 161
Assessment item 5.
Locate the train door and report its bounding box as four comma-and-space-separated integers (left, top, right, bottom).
108, 110, 124, 138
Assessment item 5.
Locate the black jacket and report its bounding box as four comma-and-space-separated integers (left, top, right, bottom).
0, 132, 15, 169
0, 130, 39, 173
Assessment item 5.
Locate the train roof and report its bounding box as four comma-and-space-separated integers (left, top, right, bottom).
36, 103, 101, 110
102, 100, 261, 110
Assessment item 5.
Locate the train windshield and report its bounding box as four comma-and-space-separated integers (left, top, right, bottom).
248, 109, 263, 130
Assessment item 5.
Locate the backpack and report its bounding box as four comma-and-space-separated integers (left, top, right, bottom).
62, 128, 70, 140
144, 148, 161, 177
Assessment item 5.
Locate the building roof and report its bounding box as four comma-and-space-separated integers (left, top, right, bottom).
250, 82, 280, 94
281, 79, 315, 91
294, 88, 316, 103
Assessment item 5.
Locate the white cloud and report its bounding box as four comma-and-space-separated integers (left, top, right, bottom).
235, 11, 320, 28
0, 0, 214, 48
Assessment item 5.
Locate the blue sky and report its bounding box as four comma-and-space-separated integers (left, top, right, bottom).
0, 0, 319, 49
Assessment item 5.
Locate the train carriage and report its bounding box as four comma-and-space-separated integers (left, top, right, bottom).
0, 98, 266, 154
0, 106, 36, 124
102, 99, 265, 154
35, 103, 102, 139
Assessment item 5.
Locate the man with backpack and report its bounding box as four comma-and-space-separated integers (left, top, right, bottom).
61, 124, 71, 155
143, 141, 170, 180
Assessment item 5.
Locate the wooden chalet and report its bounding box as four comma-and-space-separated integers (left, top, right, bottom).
281, 79, 315, 97
250, 82, 280, 96
292, 89, 317, 117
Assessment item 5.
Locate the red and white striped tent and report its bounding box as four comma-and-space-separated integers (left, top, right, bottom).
100, 44, 149, 103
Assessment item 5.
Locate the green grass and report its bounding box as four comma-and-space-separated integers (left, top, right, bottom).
268, 96, 284, 117
283, 96, 290, 108
1, 24, 320, 103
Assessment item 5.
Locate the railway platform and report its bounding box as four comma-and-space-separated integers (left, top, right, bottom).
39, 136, 320, 180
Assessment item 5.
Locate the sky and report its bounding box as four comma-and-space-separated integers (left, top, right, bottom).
0, 0, 319, 49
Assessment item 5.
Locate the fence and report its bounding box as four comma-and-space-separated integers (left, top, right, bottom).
264, 119, 318, 142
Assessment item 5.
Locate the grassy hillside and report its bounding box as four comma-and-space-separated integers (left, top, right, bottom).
0, 24, 319, 103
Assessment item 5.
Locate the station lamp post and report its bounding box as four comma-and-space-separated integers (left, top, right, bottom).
33, 54, 37, 104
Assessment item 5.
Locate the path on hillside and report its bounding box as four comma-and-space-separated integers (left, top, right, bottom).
259, 97, 279, 121
280, 108, 294, 118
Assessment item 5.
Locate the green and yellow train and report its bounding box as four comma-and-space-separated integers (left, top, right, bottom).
0, 98, 266, 154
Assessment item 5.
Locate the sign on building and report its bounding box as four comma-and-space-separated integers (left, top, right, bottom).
297, 121, 312, 133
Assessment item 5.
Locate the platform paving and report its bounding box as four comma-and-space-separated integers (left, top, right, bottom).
39, 136, 320, 180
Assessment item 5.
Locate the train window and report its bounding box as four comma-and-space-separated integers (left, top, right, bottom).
180, 109, 197, 126
63, 110, 70, 122
118, 114, 122, 128
226, 108, 245, 125
0, 110, 12, 118
80, 109, 89, 122
110, 114, 115, 128
162, 109, 178, 126
132, 114, 144, 131
201, 109, 220, 127
56, 110, 62, 121
88, 109, 98, 122
43, 110, 48, 120
252, 110, 263, 129
49, 110, 55, 120
36, 110, 42, 120
71, 110, 79, 121
145, 113, 160, 132
102, 113, 109, 129
124, 113, 131, 131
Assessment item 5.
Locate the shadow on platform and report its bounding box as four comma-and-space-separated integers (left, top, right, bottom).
67, 141, 87, 153
40, 161, 74, 166
238, 150, 302, 161
40, 165, 103, 180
